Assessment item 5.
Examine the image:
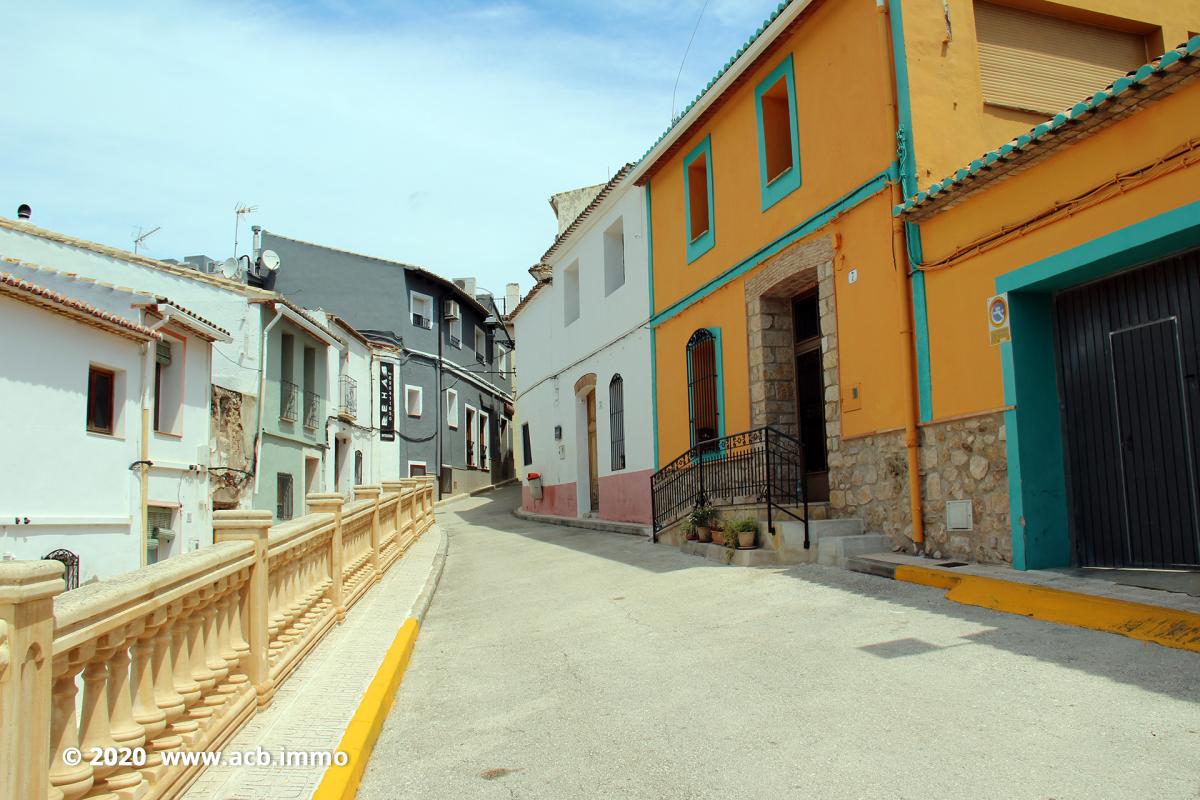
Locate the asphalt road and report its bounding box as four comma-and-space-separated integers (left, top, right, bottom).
358, 487, 1200, 800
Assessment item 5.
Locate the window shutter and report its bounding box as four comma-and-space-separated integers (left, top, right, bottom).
974, 2, 1146, 116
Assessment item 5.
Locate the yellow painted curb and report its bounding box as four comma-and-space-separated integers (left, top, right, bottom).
894, 565, 1200, 654
313, 617, 421, 800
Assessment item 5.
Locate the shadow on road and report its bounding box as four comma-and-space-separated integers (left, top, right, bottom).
440, 486, 1199, 704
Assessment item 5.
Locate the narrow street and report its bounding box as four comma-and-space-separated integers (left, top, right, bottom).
360, 488, 1200, 800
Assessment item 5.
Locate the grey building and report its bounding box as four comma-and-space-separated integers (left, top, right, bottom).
253, 229, 515, 496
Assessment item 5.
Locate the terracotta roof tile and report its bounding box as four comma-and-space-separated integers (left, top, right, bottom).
0, 271, 163, 341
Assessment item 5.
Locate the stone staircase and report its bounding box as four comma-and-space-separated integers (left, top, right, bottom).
663, 511, 894, 569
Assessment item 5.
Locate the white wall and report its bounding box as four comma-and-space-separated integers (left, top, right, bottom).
0, 226, 263, 396
514, 179, 655, 499
0, 295, 145, 582
145, 324, 216, 560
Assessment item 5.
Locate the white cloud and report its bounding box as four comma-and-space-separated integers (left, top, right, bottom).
1, 0, 782, 294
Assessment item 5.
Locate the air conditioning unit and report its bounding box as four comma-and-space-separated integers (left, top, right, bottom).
444, 300, 461, 320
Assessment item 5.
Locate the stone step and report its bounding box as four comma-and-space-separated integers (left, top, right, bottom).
770, 518, 864, 563
844, 554, 898, 578
817, 534, 895, 567
679, 539, 779, 567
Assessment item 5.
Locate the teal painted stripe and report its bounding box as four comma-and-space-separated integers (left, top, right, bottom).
906, 221, 933, 422
890, 0, 933, 421
645, 183, 660, 470
650, 166, 897, 328
996, 198, 1200, 294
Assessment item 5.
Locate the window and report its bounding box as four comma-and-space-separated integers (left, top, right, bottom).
687, 328, 723, 450
410, 291, 434, 329
446, 388, 459, 428
522, 423, 533, 466
563, 260, 580, 325
497, 346, 509, 378
609, 374, 626, 471
684, 136, 715, 263
974, 1, 1147, 116
86, 365, 116, 434
276, 473, 294, 520
466, 407, 477, 467
755, 54, 801, 210
354, 450, 363, 485
603, 218, 625, 295
448, 315, 462, 348
280, 333, 297, 422
478, 412, 490, 469
409, 461, 427, 477
379, 361, 395, 441
153, 336, 185, 435
405, 385, 423, 417
147, 505, 175, 564
475, 327, 487, 364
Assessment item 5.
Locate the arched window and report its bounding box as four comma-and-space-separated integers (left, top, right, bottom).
609, 374, 626, 471
687, 329, 722, 449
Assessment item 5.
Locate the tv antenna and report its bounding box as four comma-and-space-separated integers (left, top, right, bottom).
132, 225, 161, 255
233, 203, 258, 258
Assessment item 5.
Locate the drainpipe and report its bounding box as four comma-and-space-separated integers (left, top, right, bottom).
880, 0, 926, 553
139, 316, 171, 566
253, 305, 286, 495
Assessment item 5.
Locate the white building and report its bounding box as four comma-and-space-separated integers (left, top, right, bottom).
0, 261, 229, 583
511, 166, 655, 524
309, 311, 404, 497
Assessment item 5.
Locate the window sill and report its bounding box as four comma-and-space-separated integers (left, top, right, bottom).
153, 430, 183, 440
86, 429, 122, 440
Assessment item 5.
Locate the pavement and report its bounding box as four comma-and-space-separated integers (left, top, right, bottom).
182, 523, 446, 800
359, 486, 1200, 800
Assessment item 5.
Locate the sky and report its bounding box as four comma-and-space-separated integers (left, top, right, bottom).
3, 0, 785, 296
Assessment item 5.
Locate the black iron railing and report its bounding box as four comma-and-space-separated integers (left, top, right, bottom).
279, 380, 299, 422
650, 426, 808, 546
338, 375, 357, 419
304, 391, 321, 429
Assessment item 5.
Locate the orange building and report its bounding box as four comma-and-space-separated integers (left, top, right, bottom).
638, 0, 1200, 567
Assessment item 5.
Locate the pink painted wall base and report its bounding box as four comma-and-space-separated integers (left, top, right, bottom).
598, 469, 653, 524
522, 482, 578, 518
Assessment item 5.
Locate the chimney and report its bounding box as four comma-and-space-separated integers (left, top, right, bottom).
16, 204, 31, 220
505, 283, 521, 315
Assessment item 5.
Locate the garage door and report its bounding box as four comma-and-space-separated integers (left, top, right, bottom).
1053, 251, 1200, 569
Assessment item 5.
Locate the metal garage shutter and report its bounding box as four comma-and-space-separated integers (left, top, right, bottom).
974, 2, 1147, 116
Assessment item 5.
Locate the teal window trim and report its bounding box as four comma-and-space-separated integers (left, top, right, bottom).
755, 53, 802, 211
686, 327, 726, 458
996, 199, 1200, 570
683, 136, 716, 263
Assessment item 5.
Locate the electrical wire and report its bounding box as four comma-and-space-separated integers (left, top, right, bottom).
671, 0, 712, 122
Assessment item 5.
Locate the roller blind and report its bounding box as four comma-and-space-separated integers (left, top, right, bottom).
974, 2, 1147, 116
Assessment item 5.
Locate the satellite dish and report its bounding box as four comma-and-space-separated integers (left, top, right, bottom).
219, 258, 240, 280
260, 250, 281, 272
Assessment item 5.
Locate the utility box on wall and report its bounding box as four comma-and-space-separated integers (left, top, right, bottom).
529, 472, 544, 500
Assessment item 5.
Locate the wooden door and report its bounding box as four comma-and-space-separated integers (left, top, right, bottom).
587, 391, 599, 511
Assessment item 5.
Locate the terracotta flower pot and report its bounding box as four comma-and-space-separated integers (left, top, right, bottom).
696, 526, 712, 543
711, 529, 725, 547
737, 529, 757, 549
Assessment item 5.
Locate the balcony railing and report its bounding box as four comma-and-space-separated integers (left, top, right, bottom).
304, 391, 322, 430
475, 353, 486, 365
279, 379, 299, 422
449, 335, 461, 348
412, 313, 432, 330
0, 479, 440, 800
338, 375, 358, 420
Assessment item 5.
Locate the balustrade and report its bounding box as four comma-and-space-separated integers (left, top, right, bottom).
0, 480, 437, 799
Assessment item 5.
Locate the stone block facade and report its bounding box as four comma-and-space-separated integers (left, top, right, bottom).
740, 232, 1012, 566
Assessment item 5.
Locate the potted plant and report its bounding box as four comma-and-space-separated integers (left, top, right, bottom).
689, 505, 715, 543
682, 519, 698, 541
727, 515, 759, 550
710, 514, 726, 547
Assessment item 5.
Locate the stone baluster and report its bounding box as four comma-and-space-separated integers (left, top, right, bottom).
130, 612, 170, 764
382, 481, 405, 551
356, 485, 383, 583
155, 604, 194, 740
91, 634, 146, 796
48, 653, 93, 800
227, 569, 251, 662
307, 493, 345, 623
0, 561, 65, 800
78, 641, 124, 785
213, 509, 274, 708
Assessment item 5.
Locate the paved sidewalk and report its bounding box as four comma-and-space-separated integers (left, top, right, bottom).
359, 487, 1200, 800
183, 524, 446, 800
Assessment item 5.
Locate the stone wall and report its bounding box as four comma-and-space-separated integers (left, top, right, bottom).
919, 412, 1011, 564
828, 429, 913, 544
